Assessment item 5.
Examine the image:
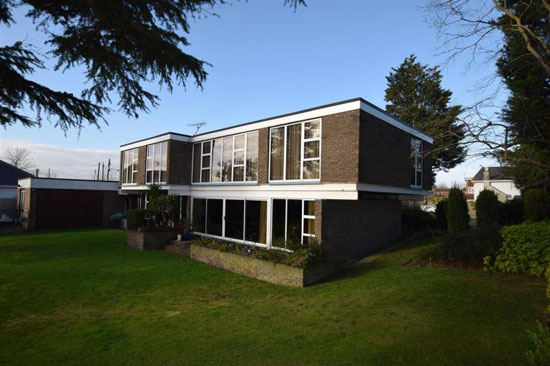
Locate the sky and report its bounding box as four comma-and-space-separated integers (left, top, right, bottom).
0, 0, 500, 184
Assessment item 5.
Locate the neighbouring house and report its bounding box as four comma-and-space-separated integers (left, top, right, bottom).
0, 160, 33, 222
471, 167, 521, 202
119, 97, 433, 263
433, 187, 451, 198
17, 178, 125, 230
463, 177, 474, 200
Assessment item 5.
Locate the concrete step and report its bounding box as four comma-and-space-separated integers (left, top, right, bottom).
165, 241, 192, 258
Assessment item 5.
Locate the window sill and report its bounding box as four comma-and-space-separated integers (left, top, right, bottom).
268, 180, 321, 185
191, 181, 259, 186
409, 185, 423, 190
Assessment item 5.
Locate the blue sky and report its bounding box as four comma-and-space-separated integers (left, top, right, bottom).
0, 0, 499, 183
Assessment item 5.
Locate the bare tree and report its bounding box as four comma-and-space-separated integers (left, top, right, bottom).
1, 147, 35, 172
426, 0, 550, 185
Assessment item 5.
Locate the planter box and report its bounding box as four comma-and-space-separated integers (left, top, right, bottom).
127, 230, 177, 250
189, 244, 336, 287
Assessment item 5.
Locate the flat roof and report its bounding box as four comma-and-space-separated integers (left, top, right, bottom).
120, 97, 433, 149
18, 177, 120, 191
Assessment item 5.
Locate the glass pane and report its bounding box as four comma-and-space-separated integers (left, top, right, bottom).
304, 120, 320, 139
246, 131, 259, 181
206, 199, 223, 236
193, 144, 201, 183
416, 171, 422, 187
245, 200, 267, 244
234, 135, 245, 150
201, 169, 210, 183
272, 199, 286, 248
303, 160, 320, 180
304, 200, 315, 216
212, 139, 223, 183
303, 218, 315, 235
225, 200, 244, 240
202, 141, 211, 154
147, 145, 153, 158
270, 127, 284, 180
192, 199, 206, 233
286, 124, 301, 180
233, 166, 244, 182
287, 200, 301, 245
234, 150, 244, 165
133, 171, 138, 183
304, 140, 319, 159
304, 236, 316, 246
160, 142, 167, 182
154, 143, 161, 172
202, 155, 210, 168
222, 136, 233, 182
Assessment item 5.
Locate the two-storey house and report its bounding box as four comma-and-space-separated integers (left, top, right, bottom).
119, 98, 433, 263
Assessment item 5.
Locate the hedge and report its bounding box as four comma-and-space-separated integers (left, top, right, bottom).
487, 222, 550, 276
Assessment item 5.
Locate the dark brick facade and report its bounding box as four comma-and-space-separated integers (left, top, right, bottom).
321, 110, 360, 183
168, 140, 192, 185
258, 128, 269, 184
319, 198, 402, 264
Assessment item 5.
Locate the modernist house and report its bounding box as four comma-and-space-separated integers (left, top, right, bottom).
471, 167, 521, 202
119, 98, 433, 263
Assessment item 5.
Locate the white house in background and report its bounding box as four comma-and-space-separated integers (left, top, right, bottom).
0, 160, 34, 222
471, 167, 521, 202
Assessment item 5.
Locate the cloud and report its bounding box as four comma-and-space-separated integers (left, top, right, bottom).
0, 139, 120, 180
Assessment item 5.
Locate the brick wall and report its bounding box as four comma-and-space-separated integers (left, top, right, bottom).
321, 110, 360, 183
136, 146, 147, 185
359, 111, 433, 190
258, 128, 269, 184
320, 198, 401, 263
168, 140, 192, 185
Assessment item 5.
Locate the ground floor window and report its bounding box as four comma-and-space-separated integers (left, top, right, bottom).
272, 199, 316, 250
191, 198, 267, 245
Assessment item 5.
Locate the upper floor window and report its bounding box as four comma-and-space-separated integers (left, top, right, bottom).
270, 119, 321, 181
122, 148, 138, 184
410, 138, 422, 188
146, 141, 167, 184
193, 131, 259, 183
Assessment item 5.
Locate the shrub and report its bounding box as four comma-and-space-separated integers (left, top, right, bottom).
435, 199, 448, 230
401, 205, 437, 230
126, 209, 146, 230
440, 225, 502, 263
447, 188, 470, 235
524, 189, 550, 222
526, 321, 550, 365
487, 222, 550, 276
498, 198, 523, 226
476, 190, 499, 228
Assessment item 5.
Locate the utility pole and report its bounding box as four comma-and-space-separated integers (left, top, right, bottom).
101, 162, 105, 180
97, 162, 101, 180
48, 168, 51, 178
93, 169, 96, 180
35, 168, 39, 177
107, 159, 111, 181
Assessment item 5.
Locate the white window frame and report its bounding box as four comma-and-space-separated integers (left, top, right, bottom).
302, 199, 316, 244
270, 198, 316, 251
268, 118, 322, 183
146, 142, 167, 184
410, 138, 423, 189
122, 148, 138, 185
200, 141, 212, 183
192, 132, 258, 184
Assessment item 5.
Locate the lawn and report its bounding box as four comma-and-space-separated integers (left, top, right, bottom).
0, 229, 547, 366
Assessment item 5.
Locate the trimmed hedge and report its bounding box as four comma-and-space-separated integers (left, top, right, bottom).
476, 190, 499, 228
487, 222, 550, 276
447, 188, 469, 235
402, 205, 437, 230
524, 189, 550, 222
497, 198, 523, 226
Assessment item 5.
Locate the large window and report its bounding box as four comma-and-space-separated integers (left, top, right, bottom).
193, 131, 259, 183
146, 141, 168, 184
270, 119, 321, 181
410, 138, 422, 188
191, 198, 267, 245
272, 199, 316, 249
122, 148, 138, 184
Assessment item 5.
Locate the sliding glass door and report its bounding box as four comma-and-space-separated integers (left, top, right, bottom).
191, 198, 267, 246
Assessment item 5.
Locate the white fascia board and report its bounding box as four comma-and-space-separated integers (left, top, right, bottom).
359, 101, 433, 144
20, 178, 120, 191
190, 101, 362, 142
471, 179, 515, 183
120, 133, 190, 151
357, 183, 431, 196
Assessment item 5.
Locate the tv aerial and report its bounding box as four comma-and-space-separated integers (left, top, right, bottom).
188, 121, 206, 136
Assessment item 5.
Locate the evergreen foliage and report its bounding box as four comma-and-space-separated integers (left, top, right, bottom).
524, 189, 550, 222
446, 188, 469, 235
476, 190, 499, 228
385, 55, 466, 178
435, 199, 448, 230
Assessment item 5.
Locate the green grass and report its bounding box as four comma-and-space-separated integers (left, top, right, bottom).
0, 229, 547, 366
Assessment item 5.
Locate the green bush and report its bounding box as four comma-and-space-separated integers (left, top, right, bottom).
401, 205, 437, 230
126, 209, 146, 230
476, 190, 499, 228
498, 198, 523, 226
487, 222, 550, 276
526, 321, 550, 365
440, 225, 502, 263
435, 199, 448, 230
447, 188, 470, 235
524, 189, 550, 222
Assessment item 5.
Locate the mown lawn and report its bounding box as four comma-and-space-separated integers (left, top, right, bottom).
0, 229, 547, 365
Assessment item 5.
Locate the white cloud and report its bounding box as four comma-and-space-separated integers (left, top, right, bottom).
435, 156, 499, 187
0, 139, 120, 180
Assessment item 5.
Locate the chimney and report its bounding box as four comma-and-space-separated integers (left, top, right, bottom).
483, 167, 490, 181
